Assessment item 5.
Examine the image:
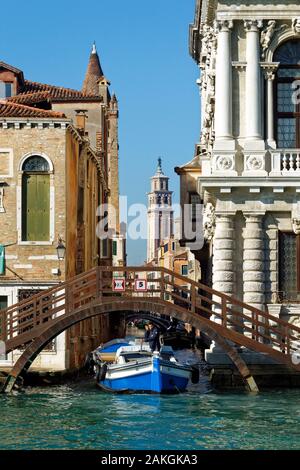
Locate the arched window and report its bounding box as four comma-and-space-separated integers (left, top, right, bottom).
22, 156, 50, 241
274, 40, 300, 148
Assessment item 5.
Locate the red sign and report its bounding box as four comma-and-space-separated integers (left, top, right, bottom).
134, 279, 148, 292
113, 278, 125, 292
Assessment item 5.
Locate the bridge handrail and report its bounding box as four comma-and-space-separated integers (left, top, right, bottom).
102, 266, 300, 335
1, 265, 300, 369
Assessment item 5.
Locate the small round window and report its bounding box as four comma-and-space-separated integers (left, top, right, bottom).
22, 156, 50, 172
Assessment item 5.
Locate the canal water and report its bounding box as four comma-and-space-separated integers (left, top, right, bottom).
0, 329, 300, 449
1, 383, 300, 449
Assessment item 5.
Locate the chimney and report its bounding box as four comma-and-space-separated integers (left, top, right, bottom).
75, 110, 88, 133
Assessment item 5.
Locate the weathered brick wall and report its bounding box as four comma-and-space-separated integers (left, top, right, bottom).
0, 125, 67, 281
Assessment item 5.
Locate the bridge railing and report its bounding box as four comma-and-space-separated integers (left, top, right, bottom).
1, 265, 300, 364
0, 268, 98, 347
100, 266, 300, 360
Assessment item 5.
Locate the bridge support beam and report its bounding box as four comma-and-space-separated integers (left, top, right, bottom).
1, 375, 17, 394
205, 327, 259, 393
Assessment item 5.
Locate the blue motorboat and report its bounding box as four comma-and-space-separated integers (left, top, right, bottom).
93, 339, 194, 393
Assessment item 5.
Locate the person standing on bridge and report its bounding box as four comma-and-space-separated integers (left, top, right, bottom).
148, 322, 160, 352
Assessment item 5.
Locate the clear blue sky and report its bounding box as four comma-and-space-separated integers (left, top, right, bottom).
1, 0, 200, 265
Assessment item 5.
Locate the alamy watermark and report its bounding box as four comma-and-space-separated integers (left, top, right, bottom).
96, 197, 205, 251
292, 80, 300, 105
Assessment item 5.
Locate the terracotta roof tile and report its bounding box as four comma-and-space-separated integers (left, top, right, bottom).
20, 80, 101, 102
0, 100, 66, 118
7, 91, 51, 105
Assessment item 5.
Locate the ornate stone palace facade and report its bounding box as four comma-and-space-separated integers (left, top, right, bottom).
0, 44, 125, 371
177, 1, 300, 354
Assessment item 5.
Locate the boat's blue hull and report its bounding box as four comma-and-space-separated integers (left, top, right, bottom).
98, 356, 191, 393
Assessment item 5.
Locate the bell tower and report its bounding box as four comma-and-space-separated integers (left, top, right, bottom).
147, 158, 174, 262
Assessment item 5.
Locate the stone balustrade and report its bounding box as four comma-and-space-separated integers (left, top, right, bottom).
208, 149, 300, 176
270, 149, 300, 175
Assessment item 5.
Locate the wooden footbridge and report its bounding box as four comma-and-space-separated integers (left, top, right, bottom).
1, 266, 300, 393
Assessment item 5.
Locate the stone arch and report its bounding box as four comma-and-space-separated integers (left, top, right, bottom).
2, 298, 258, 393
19, 152, 54, 173
265, 27, 300, 63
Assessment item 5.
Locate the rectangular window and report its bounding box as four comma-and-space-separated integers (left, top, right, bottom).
277, 118, 296, 148
181, 265, 188, 276
172, 242, 175, 251
279, 232, 300, 301
101, 238, 108, 258
0, 82, 12, 99
0, 296, 7, 310
164, 243, 168, 253
112, 241, 117, 256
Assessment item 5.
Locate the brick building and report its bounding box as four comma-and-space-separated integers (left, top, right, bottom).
0, 44, 125, 371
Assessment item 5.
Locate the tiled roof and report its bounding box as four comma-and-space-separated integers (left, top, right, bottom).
0, 61, 24, 78
20, 80, 101, 102
0, 100, 66, 118
7, 91, 51, 105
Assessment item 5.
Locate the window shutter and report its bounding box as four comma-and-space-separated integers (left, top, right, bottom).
22, 174, 50, 241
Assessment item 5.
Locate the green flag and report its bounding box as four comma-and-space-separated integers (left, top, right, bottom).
0, 245, 5, 275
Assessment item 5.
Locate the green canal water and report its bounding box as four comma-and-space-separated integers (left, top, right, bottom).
0, 382, 300, 450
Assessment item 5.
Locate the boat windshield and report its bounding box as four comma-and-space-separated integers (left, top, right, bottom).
121, 352, 152, 363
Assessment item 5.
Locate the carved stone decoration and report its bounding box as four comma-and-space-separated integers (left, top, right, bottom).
244, 19, 263, 32
292, 218, 300, 235
201, 25, 214, 57
261, 21, 276, 58
246, 155, 264, 171
200, 102, 214, 145
216, 155, 234, 171
263, 68, 276, 81
203, 202, 216, 241
292, 18, 300, 35
261, 22, 289, 58
215, 20, 234, 33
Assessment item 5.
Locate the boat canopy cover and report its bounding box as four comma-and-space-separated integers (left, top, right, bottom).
96, 339, 130, 353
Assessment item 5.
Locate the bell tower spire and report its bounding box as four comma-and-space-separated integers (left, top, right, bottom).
82, 42, 104, 95
147, 158, 174, 262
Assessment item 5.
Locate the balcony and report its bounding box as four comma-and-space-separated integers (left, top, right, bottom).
270, 149, 300, 176
208, 150, 300, 177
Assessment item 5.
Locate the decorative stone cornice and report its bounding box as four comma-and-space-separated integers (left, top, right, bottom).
232, 62, 246, 71
189, 0, 218, 62
67, 124, 84, 143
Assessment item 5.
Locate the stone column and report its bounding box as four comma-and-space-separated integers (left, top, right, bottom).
263, 67, 277, 149
214, 20, 234, 148
243, 214, 265, 338
212, 215, 236, 328
244, 20, 264, 149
